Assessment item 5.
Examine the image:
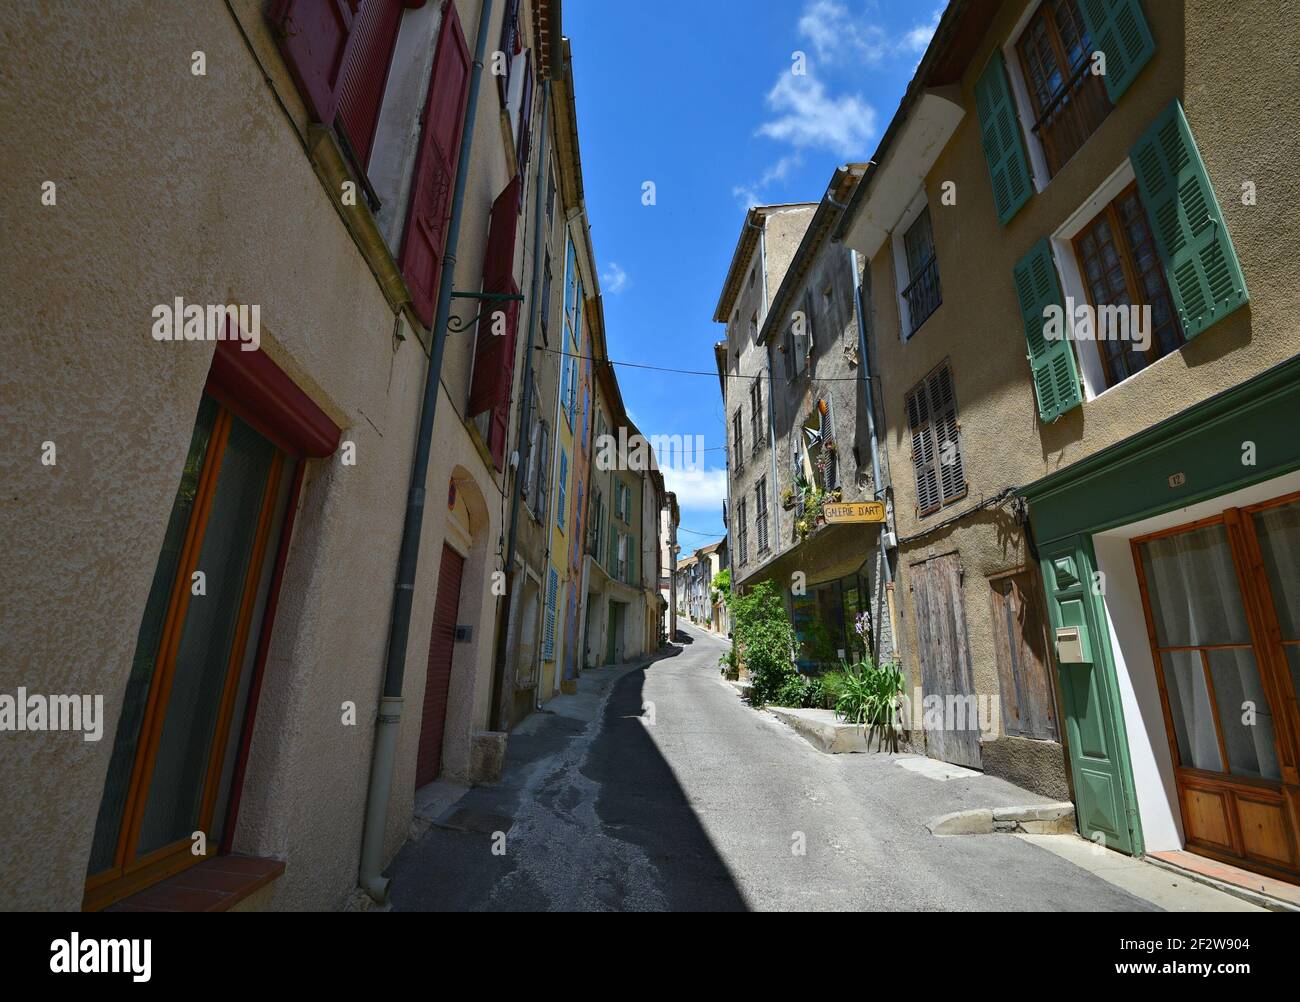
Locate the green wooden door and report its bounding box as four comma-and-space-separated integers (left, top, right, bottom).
1039, 534, 1141, 855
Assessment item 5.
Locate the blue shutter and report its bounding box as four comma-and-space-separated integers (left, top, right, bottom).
556, 448, 568, 527
543, 568, 558, 660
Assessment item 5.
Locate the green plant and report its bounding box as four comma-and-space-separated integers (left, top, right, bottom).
834, 658, 906, 752
710, 567, 731, 607
772, 673, 812, 708
815, 669, 849, 710
718, 646, 739, 680
726, 581, 800, 707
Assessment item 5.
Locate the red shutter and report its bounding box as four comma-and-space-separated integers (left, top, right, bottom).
268, 0, 363, 124
336, 0, 404, 169
468, 177, 523, 417
399, 1, 472, 327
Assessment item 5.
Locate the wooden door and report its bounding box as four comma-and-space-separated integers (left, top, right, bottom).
416, 544, 464, 788
1133, 494, 1300, 882
989, 570, 1059, 740
910, 552, 982, 769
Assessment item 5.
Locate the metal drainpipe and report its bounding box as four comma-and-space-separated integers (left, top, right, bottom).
358, 0, 496, 907
488, 77, 551, 732
756, 221, 782, 560
849, 245, 896, 661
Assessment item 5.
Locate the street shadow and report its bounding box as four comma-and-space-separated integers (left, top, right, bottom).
582, 666, 749, 911
674, 629, 694, 644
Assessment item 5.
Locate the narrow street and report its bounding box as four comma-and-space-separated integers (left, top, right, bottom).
387, 624, 1208, 912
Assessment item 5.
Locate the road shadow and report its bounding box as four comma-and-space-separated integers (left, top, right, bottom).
582, 666, 748, 911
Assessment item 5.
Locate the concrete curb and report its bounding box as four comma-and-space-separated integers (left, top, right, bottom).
928, 802, 1075, 837
767, 706, 874, 754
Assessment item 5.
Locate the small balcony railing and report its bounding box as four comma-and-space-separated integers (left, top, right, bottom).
902, 255, 942, 332
1032, 58, 1112, 176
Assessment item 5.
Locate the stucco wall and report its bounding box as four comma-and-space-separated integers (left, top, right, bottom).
0, 0, 532, 910
858, 0, 1300, 795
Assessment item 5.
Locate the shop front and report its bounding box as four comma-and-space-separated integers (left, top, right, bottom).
1025, 355, 1300, 881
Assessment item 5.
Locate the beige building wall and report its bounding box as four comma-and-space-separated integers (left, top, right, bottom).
858, 0, 1300, 795
0, 0, 553, 910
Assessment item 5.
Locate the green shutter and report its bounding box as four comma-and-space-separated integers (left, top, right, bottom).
974, 49, 1033, 226
1078, 0, 1155, 102
1130, 99, 1248, 341
1013, 238, 1082, 423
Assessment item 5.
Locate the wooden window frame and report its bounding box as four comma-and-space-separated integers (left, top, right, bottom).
1014, 0, 1112, 177
1071, 181, 1183, 389
84, 341, 338, 911
1130, 490, 1300, 881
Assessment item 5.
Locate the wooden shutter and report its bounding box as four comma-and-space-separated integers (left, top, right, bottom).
1130, 100, 1248, 340
468, 177, 524, 457
990, 572, 1058, 741
556, 449, 567, 527
974, 49, 1033, 226
268, 0, 363, 125
399, 1, 472, 327
543, 568, 558, 660
536, 422, 550, 520
1078, 0, 1155, 103
905, 382, 941, 517
927, 366, 965, 505
336, 0, 403, 169
1013, 238, 1082, 422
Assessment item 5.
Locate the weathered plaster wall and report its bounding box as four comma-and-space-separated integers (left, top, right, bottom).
861, 0, 1300, 795
0, 0, 527, 910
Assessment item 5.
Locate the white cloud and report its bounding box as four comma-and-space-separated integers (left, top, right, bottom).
756, 72, 877, 157
797, 0, 891, 65
900, 6, 943, 55
601, 261, 628, 294
796, 1, 943, 66
732, 153, 803, 209
663, 466, 728, 512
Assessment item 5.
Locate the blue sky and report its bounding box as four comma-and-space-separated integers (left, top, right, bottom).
565, 0, 943, 549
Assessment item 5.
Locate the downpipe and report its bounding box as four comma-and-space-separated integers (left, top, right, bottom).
358, 0, 497, 907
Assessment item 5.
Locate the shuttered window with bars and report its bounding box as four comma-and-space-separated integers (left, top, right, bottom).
756, 476, 769, 555
905, 362, 966, 518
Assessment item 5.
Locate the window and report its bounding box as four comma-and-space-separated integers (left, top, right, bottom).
900, 205, 942, 333
556, 448, 568, 528
1015, 0, 1111, 177
533, 420, 551, 523
84, 372, 330, 909
617, 532, 628, 582
540, 250, 552, 343
756, 477, 770, 554
905, 363, 965, 517
737, 498, 748, 565
749, 380, 764, 453
748, 311, 758, 343
505, 48, 534, 176
1072, 182, 1182, 388
732, 409, 744, 472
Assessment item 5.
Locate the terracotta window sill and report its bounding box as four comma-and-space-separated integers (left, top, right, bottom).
106, 855, 284, 913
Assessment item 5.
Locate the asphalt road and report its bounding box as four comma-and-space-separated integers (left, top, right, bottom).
387, 622, 1157, 911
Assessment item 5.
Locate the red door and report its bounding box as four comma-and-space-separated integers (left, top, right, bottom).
416, 544, 464, 787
